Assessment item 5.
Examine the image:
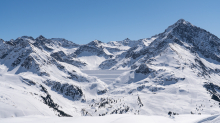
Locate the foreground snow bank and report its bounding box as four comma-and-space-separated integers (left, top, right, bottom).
0, 114, 219, 123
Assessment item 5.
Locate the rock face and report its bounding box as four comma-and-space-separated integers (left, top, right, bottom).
203, 82, 220, 102
52, 82, 83, 101
42, 79, 84, 101
97, 89, 107, 95
135, 64, 151, 75
99, 59, 117, 69
50, 51, 86, 68
170, 19, 220, 63
40, 85, 72, 117
75, 43, 113, 58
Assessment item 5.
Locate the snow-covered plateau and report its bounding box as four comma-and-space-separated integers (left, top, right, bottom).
1, 19, 220, 122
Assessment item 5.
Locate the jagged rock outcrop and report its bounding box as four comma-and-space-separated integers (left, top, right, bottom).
75, 44, 113, 58
44, 80, 83, 101
50, 51, 86, 68
40, 85, 72, 117
135, 64, 152, 75
204, 82, 220, 102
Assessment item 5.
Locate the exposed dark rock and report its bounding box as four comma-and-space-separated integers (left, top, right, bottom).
51, 81, 83, 100
21, 78, 36, 86
145, 85, 165, 92
5, 41, 15, 46
75, 45, 113, 58
51, 51, 87, 68
39, 72, 50, 76
137, 85, 145, 91
0, 53, 8, 59
97, 89, 107, 95
88, 40, 103, 46
99, 59, 117, 69
21, 56, 36, 69
98, 98, 109, 108
51, 51, 65, 62
203, 82, 220, 102
40, 85, 72, 117
81, 109, 92, 116
36, 35, 46, 41
137, 96, 144, 107
110, 106, 130, 114
135, 64, 151, 75
11, 50, 32, 67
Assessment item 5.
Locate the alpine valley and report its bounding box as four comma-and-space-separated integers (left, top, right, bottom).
1, 19, 220, 122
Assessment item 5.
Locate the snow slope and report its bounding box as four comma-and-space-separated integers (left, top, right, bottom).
82, 70, 128, 84
1, 114, 220, 123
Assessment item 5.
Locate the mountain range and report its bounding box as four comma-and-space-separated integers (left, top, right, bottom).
0, 19, 220, 118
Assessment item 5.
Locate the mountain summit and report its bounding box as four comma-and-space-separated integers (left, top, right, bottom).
36, 35, 46, 41
174, 19, 192, 25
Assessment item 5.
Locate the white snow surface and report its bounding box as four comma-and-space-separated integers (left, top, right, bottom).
82, 70, 128, 84
79, 56, 106, 70
1, 114, 220, 123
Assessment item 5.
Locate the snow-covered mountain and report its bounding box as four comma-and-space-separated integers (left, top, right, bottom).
1, 19, 220, 120
0, 36, 107, 117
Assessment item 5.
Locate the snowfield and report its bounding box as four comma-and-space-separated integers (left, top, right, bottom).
82, 70, 128, 84
1, 114, 220, 123
1, 19, 220, 122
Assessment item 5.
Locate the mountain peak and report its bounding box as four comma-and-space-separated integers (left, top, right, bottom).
94, 39, 102, 43
88, 40, 103, 46
164, 19, 193, 34
20, 36, 35, 40
0, 39, 4, 45
173, 19, 193, 27
176, 19, 186, 24
36, 35, 46, 41
123, 38, 131, 41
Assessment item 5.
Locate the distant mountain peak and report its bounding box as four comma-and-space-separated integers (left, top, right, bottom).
164, 19, 193, 35
176, 19, 186, 24
172, 19, 193, 28
123, 38, 131, 41
20, 36, 35, 40
0, 38, 4, 42
36, 35, 46, 41
88, 40, 103, 46
94, 39, 102, 43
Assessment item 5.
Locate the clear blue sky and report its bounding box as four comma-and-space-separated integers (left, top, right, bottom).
1, 0, 219, 44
